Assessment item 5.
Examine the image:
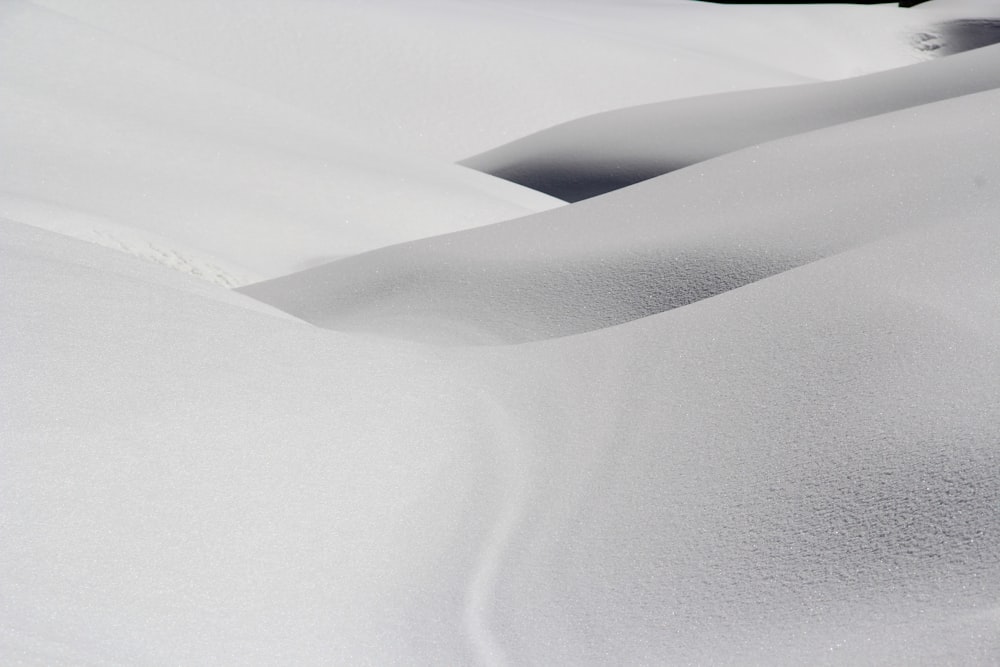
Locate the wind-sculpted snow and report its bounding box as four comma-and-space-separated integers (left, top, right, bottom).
483, 217, 1000, 664
0, 1, 563, 283
27, 0, 928, 160
243, 87, 1000, 344
464, 42, 1000, 201
5, 0, 1000, 664
4, 198, 1000, 665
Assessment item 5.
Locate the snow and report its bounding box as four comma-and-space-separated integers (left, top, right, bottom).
462, 42, 1000, 200
26, 0, 932, 160
244, 84, 1000, 344
3, 0, 1000, 664
0, 0, 565, 283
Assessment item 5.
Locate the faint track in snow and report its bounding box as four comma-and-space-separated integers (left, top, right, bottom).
463, 391, 533, 667
89, 228, 245, 287
0, 194, 250, 287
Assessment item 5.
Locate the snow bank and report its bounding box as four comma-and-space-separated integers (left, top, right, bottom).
1, 0, 938, 281
481, 213, 1000, 664
0, 1, 564, 283
243, 85, 1000, 344
5, 192, 1000, 665
30, 0, 927, 160
0, 220, 500, 664
4, 0, 1000, 664
463, 41, 1000, 201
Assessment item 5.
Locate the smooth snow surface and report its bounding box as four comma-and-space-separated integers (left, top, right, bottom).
23, 0, 933, 159
0, 0, 565, 283
245, 86, 1000, 344
463, 42, 1000, 201
5, 0, 1000, 665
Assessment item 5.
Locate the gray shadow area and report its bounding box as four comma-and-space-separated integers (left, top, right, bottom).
488, 161, 682, 203
915, 20, 1000, 56
239, 244, 810, 345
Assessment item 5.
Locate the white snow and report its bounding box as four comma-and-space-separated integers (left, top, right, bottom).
25, 0, 933, 160
4, 0, 1000, 664
0, 0, 565, 283
244, 83, 1000, 344
462, 42, 1000, 201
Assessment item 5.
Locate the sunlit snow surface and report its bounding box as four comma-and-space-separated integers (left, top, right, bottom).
4, 0, 1000, 664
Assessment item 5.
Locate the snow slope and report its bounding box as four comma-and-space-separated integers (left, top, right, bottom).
243, 85, 1000, 344
478, 215, 1000, 665
4, 190, 1000, 665
463, 41, 1000, 201
0, 1, 566, 284
28, 0, 931, 160
4, 0, 1000, 664
0, 0, 945, 281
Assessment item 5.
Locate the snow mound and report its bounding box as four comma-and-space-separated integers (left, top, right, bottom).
0, 0, 563, 283
463, 42, 1000, 201
30, 0, 928, 160
242, 85, 1000, 344
5, 0, 1000, 663
0, 218, 499, 664
480, 213, 1000, 665
2, 0, 934, 282
4, 178, 1000, 665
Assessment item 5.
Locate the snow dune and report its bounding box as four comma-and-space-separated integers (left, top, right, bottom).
0, 0, 564, 284
1, 0, 945, 284
4, 193, 1000, 665
26, 0, 929, 160
481, 213, 1000, 665
463, 41, 1000, 201
4, 0, 1000, 664
2, 220, 497, 664
243, 84, 1000, 344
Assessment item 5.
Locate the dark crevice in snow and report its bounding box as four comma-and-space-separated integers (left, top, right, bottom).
914, 20, 1000, 57
485, 161, 684, 203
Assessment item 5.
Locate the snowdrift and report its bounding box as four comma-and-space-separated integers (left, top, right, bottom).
463, 41, 1000, 201
5, 200, 1000, 665
4, 0, 1000, 664
0, 1, 565, 284
243, 85, 1000, 344
25, 0, 931, 159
